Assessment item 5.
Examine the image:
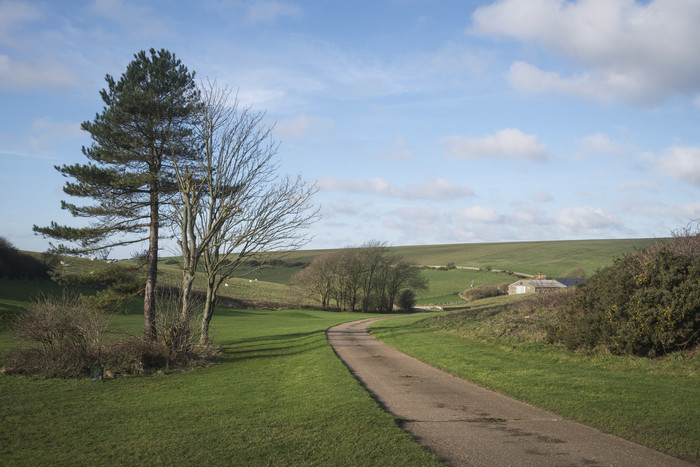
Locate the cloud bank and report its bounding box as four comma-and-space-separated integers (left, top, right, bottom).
471, 0, 700, 104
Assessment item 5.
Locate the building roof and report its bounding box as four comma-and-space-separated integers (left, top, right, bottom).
556, 278, 585, 287
524, 279, 567, 289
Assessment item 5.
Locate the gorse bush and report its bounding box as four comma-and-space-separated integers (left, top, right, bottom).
549, 229, 700, 356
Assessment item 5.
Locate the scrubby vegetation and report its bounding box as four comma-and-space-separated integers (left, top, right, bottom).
460, 282, 509, 302
421, 228, 700, 358
549, 228, 700, 356
2, 292, 218, 379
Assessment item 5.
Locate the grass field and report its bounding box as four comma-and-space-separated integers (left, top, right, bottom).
149, 237, 658, 305
3, 237, 693, 464
388, 238, 660, 277
0, 288, 440, 465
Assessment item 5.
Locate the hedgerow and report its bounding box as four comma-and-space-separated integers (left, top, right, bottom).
549, 228, 700, 356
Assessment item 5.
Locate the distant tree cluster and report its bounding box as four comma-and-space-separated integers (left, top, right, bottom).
549, 225, 700, 357
0, 237, 48, 281
291, 242, 427, 313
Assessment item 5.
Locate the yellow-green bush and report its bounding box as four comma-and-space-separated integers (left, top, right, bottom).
550, 233, 700, 356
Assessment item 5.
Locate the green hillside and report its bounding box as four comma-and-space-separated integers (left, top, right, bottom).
386, 238, 660, 277
33, 238, 661, 306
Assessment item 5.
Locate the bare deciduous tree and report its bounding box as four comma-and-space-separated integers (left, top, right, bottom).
171, 82, 317, 344
291, 243, 427, 313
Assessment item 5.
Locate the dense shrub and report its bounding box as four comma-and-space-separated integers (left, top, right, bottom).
461, 283, 509, 302
549, 231, 700, 356
0, 237, 49, 280
396, 289, 416, 313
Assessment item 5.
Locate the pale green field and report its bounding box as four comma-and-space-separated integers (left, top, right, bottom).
42, 237, 660, 306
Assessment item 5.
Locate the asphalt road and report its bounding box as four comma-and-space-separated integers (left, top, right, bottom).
327, 316, 693, 467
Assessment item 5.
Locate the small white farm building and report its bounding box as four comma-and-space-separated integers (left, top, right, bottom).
508, 279, 567, 295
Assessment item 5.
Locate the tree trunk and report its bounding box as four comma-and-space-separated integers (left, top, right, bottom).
200, 277, 217, 344
180, 271, 195, 322
144, 190, 159, 341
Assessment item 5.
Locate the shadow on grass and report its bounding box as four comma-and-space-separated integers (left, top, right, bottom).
219, 330, 328, 363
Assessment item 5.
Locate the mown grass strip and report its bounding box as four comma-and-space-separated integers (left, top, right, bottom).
0, 308, 441, 466
369, 314, 700, 464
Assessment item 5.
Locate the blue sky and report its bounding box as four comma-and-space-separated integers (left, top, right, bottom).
2, 0, 700, 257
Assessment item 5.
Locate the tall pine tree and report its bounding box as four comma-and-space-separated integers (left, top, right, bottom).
34, 49, 200, 340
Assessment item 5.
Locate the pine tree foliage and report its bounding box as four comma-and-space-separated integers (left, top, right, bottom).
33, 49, 200, 340
34, 49, 199, 253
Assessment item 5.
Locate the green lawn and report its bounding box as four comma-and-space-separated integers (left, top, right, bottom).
0, 302, 440, 466
369, 313, 700, 463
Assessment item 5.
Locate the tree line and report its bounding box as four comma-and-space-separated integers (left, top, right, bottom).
291, 242, 427, 313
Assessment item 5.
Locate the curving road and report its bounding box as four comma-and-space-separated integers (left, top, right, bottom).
327, 317, 692, 467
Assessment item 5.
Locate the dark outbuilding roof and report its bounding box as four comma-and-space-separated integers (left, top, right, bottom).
555, 278, 585, 287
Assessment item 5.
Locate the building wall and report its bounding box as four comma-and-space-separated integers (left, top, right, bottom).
508, 280, 536, 295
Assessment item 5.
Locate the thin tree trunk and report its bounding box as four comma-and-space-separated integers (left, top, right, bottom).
180, 272, 195, 323
144, 189, 159, 341
200, 277, 217, 344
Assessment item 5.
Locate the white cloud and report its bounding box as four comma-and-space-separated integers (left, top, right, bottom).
380, 136, 413, 162
245, 1, 302, 23
556, 206, 623, 235
658, 146, 700, 186
454, 206, 501, 224
414, 178, 474, 199
0, 54, 87, 92
27, 117, 83, 153
0, 0, 42, 46
506, 61, 645, 103
532, 190, 553, 202
638, 200, 700, 221
413, 42, 490, 77
87, 0, 167, 36
577, 132, 621, 157
472, 0, 700, 104
618, 180, 661, 192
318, 176, 473, 200
275, 114, 333, 140
506, 205, 552, 226
443, 128, 548, 161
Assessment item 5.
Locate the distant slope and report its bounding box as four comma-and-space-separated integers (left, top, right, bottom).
29, 238, 661, 306
210, 238, 660, 283
384, 238, 660, 278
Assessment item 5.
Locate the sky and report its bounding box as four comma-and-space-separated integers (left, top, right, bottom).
1, 0, 700, 257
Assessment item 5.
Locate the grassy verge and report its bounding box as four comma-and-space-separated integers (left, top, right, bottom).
0, 302, 440, 465
368, 311, 700, 463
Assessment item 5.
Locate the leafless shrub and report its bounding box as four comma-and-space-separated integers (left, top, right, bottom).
4, 293, 108, 378
1, 291, 219, 379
